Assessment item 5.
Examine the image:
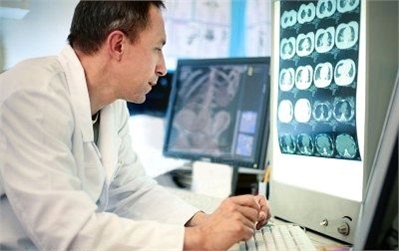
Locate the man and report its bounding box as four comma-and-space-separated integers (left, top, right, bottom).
0, 1, 271, 250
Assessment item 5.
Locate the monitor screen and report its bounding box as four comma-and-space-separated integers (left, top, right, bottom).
271, 0, 365, 202
163, 57, 271, 169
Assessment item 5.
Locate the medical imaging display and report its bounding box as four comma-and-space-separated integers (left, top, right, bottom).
163, 58, 270, 169
278, 0, 361, 160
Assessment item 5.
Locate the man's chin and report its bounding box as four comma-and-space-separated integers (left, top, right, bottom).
128, 97, 146, 104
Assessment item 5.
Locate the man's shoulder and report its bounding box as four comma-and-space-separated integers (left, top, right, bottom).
15, 56, 61, 73
3, 56, 63, 80
0, 56, 68, 100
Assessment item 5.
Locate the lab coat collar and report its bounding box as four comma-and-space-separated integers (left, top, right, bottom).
97, 105, 122, 182
58, 45, 120, 181
58, 45, 94, 142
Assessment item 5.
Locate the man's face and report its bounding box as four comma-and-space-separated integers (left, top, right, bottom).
116, 5, 167, 104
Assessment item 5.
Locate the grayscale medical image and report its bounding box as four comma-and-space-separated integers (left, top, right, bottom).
169, 65, 245, 155
277, 0, 361, 160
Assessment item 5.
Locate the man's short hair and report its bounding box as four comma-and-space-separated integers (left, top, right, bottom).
67, 1, 165, 55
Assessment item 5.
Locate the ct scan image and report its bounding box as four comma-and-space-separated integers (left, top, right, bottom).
277, 0, 361, 160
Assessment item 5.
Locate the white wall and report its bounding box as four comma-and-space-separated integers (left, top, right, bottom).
0, 0, 79, 70
0, 0, 272, 72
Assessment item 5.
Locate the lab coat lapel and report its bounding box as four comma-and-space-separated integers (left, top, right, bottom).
97, 105, 121, 182
58, 45, 93, 142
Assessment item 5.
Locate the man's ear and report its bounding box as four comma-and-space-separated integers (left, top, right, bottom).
106, 30, 126, 61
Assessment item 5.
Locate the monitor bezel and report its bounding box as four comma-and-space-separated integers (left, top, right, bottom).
352, 71, 399, 250
162, 57, 271, 169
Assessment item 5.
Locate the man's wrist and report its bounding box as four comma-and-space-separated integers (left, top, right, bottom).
184, 225, 205, 251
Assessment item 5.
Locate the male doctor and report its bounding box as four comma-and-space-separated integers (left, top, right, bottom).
0, 1, 271, 250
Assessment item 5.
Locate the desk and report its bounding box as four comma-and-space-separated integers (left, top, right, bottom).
166, 186, 351, 251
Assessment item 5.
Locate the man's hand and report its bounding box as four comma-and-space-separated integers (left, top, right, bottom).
254, 194, 271, 230
183, 194, 272, 251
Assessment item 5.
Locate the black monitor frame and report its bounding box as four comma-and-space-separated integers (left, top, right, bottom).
163, 57, 271, 169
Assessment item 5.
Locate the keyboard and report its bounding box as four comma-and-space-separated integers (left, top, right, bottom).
229, 224, 317, 251
166, 187, 317, 251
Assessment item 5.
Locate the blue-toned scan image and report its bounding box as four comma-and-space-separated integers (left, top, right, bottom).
277, 0, 361, 160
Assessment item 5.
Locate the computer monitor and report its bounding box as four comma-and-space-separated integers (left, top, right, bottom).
269, 0, 398, 243
163, 57, 271, 170
352, 72, 398, 250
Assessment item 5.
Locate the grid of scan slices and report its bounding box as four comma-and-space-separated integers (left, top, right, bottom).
277, 0, 361, 160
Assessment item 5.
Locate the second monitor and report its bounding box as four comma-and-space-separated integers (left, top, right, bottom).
163, 57, 271, 170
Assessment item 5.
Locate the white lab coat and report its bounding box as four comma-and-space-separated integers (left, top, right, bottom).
0, 45, 199, 251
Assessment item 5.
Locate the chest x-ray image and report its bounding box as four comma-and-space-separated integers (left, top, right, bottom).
277, 0, 361, 160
